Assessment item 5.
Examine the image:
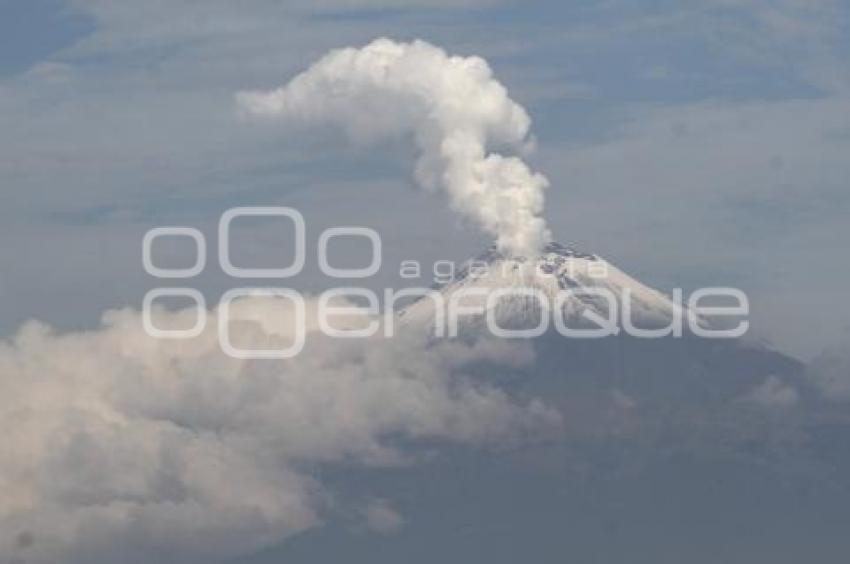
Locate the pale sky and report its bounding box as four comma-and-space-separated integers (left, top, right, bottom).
2, 0, 849, 358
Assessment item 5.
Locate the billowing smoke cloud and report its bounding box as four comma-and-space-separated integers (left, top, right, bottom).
237, 38, 552, 256
0, 297, 559, 563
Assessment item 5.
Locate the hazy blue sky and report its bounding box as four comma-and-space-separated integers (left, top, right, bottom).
2, 0, 849, 358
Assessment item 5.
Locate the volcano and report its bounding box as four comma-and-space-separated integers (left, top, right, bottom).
242, 245, 847, 564
400, 241, 693, 334
400, 241, 807, 410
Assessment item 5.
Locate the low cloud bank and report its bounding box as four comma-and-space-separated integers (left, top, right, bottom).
0, 296, 559, 563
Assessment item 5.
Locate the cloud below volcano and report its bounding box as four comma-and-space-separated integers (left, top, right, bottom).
0, 296, 558, 563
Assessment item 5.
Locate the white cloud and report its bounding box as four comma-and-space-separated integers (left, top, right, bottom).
362, 498, 405, 535
0, 297, 559, 563
610, 388, 638, 410
742, 375, 799, 408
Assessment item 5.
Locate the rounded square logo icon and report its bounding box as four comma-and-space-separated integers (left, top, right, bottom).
317, 227, 382, 278
143, 227, 206, 279
142, 288, 207, 338
218, 288, 306, 359
219, 207, 305, 278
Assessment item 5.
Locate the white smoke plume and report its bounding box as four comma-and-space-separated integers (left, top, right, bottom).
237, 37, 552, 256
0, 297, 559, 563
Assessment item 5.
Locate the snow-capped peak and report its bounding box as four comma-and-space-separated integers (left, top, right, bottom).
400, 242, 693, 334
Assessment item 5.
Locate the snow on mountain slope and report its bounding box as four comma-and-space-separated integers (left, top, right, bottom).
399, 242, 694, 335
